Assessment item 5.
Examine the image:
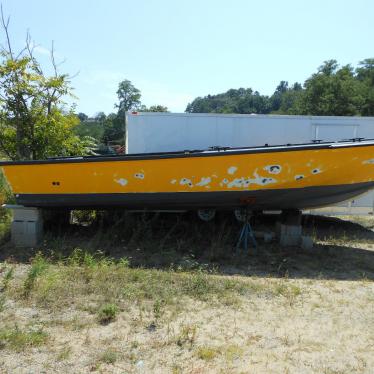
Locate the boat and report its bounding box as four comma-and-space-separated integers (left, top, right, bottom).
1, 139, 374, 211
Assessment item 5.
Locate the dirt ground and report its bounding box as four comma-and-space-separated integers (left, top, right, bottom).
0, 213, 373, 374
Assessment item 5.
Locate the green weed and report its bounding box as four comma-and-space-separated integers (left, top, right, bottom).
0, 325, 48, 351
97, 303, 119, 325
1, 265, 14, 293
176, 324, 197, 347
196, 346, 220, 361
56, 345, 72, 361
23, 253, 49, 297
99, 348, 120, 364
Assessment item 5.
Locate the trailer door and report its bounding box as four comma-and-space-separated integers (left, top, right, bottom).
313, 123, 358, 142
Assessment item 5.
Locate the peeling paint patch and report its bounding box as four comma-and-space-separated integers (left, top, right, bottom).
180, 178, 193, 188
363, 159, 374, 164
134, 173, 145, 179
311, 168, 322, 174
227, 171, 277, 189
264, 165, 282, 174
114, 178, 128, 186
227, 166, 237, 175
295, 174, 304, 181
196, 177, 211, 186
222, 178, 229, 184
227, 178, 245, 188
170, 179, 176, 184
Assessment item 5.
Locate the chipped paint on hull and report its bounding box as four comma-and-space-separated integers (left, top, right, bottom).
363, 158, 374, 164
114, 178, 128, 186
227, 166, 237, 175
196, 177, 211, 186
180, 178, 193, 187
134, 172, 145, 179
264, 165, 282, 174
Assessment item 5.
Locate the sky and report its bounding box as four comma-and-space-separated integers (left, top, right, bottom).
2, 0, 373, 116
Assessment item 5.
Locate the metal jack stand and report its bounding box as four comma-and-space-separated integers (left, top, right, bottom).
236, 209, 257, 254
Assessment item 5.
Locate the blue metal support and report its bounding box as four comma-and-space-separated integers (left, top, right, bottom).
236, 210, 257, 254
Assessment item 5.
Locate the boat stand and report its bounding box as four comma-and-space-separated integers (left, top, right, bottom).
236, 210, 257, 254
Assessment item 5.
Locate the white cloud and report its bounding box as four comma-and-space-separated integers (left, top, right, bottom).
33, 45, 51, 56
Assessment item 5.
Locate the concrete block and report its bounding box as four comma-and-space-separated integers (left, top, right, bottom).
3, 205, 44, 247
301, 235, 314, 250
13, 208, 42, 221
11, 220, 43, 247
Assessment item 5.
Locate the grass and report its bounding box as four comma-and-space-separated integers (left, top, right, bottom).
98, 348, 120, 364
175, 324, 198, 347
56, 345, 72, 361
0, 213, 373, 373
0, 326, 48, 351
196, 346, 220, 361
23, 252, 49, 297
8, 251, 302, 313
97, 303, 119, 325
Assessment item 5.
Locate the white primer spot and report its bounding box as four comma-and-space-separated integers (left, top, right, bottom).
180, 178, 193, 188
363, 159, 374, 164
295, 174, 304, 181
115, 178, 128, 186
227, 166, 237, 175
170, 179, 177, 184
134, 173, 145, 179
196, 177, 211, 186
264, 165, 282, 174
227, 170, 277, 188
227, 178, 245, 188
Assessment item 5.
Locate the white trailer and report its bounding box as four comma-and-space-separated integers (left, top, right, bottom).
126, 112, 374, 215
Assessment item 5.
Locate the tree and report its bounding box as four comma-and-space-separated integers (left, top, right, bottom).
356, 59, 374, 116
102, 80, 142, 144
103, 80, 169, 143
185, 88, 271, 114
139, 104, 168, 112
0, 10, 91, 160
299, 60, 364, 116
270, 81, 304, 114
95, 111, 106, 121
115, 79, 141, 118
102, 113, 124, 143
77, 112, 88, 122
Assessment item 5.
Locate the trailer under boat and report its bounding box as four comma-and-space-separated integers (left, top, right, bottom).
2, 139, 374, 211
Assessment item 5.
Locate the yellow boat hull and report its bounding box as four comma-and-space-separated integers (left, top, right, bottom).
2, 141, 374, 210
